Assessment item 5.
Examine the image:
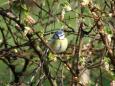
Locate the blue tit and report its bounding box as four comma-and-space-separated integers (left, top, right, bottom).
50, 30, 68, 53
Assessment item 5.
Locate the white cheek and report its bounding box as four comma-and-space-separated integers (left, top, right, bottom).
59, 35, 65, 39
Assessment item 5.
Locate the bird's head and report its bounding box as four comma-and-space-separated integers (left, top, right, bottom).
53, 30, 65, 39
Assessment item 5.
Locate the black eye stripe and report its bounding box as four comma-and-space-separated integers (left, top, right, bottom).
53, 30, 65, 39
59, 34, 64, 37
55, 33, 59, 38
55, 32, 64, 35
55, 33, 64, 37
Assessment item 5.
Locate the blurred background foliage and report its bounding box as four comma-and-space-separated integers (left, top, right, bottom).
0, 0, 115, 86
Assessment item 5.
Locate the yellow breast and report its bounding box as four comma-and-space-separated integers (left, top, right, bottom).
50, 38, 68, 53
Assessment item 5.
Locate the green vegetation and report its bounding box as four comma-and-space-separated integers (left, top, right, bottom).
0, 0, 115, 86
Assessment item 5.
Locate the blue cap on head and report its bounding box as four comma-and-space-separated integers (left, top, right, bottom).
53, 30, 65, 39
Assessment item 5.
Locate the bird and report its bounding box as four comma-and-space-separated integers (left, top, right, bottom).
49, 30, 68, 53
